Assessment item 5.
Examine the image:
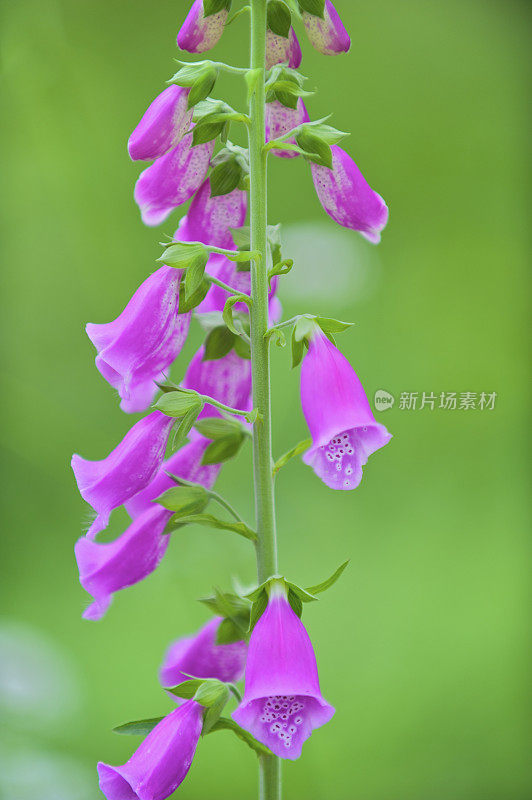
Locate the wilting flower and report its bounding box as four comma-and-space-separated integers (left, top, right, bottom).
71, 411, 174, 539
183, 344, 252, 425
265, 99, 309, 159
160, 617, 247, 688
98, 700, 203, 800
265, 27, 302, 69
86, 267, 191, 413
233, 585, 334, 760
300, 327, 391, 489
134, 132, 214, 226
176, 179, 247, 248
75, 505, 171, 620
310, 145, 388, 243
177, 0, 228, 53
128, 85, 193, 161
301, 1, 350, 55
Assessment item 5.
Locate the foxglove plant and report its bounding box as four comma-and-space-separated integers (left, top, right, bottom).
72, 1, 390, 798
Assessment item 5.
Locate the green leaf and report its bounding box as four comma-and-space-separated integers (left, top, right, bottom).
184, 255, 207, 297
202, 432, 246, 465
189, 66, 219, 107
170, 512, 257, 541
272, 437, 312, 476
285, 581, 317, 603
233, 334, 251, 359
268, 258, 293, 288
203, 325, 236, 360
159, 241, 208, 269
267, 328, 286, 348
298, 0, 325, 17
287, 588, 303, 617
207, 717, 273, 756
216, 617, 246, 645
306, 560, 350, 595
178, 276, 210, 312
171, 402, 204, 451
303, 122, 349, 145
203, 0, 232, 17
194, 416, 244, 439
267, 0, 291, 37
296, 130, 332, 168
315, 316, 354, 334
170, 62, 219, 108
248, 589, 268, 632
154, 390, 201, 418
167, 678, 205, 700
291, 326, 305, 368
192, 115, 228, 145
113, 717, 163, 736
222, 294, 251, 335
155, 485, 209, 516
210, 158, 244, 197
293, 315, 317, 342
195, 679, 229, 709
200, 590, 250, 619
202, 694, 228, 735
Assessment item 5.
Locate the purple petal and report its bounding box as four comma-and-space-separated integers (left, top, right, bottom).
160, 617, 247, 687
128, 85, 193, 161
97, 700, 203, 799
265, 27, 302, 69
75, 505, 171, 620
176, 179, 247, 248
310, 145, 388, 242
300, 329, 391, 489
265, 99, 309, 159
86, 267, 191, 413
177, 0, 228, 53
71, 411, 174, 538
134, 131, 214, 226
302, 1, 350, 55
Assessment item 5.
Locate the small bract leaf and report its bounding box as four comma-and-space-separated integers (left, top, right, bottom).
155, 390, 202, 418
178, 276, 210, 312
203, 325, 237, 360
184, 254, 208, 297
194, 416, 244, 439
113, 717, 163, 736
167, 678, 205, 700
210, 158, 244, 197
170, 513, 257, 542
267, 0, 291, 37
306, 560, 350, 595
298, 0, 325, 17
207, 717, 273, 756
155, 485, 209, 517
272, 437, 312, 476
159, 241, 208, 269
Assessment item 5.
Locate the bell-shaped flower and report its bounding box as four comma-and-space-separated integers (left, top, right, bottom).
75, 505, 171, 620
134, 131, 214, 226
265, 27, 302, 70
300, 327, 391, 490
265, 99, 309, 159
86, 267, 191, 414
128, 85, 193, 161
177, 0, 228, 54
125, 438, 221, 520
233, 585, 334, 760
160, 617, 247, 688
71, 411, 174, 538
310, 145, 388, 243
176, 178, 247, 248
98, 700, 203, 800
182, 345, 252, 426
302, 1, 350, 55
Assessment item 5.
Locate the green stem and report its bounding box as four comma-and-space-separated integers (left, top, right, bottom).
249, 2, 281, 799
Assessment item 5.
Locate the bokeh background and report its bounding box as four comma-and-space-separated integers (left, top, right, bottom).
1, 0, 530, 798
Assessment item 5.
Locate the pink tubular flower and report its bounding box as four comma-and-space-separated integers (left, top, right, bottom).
302, 1, 350, 55
300, 327, 391, 489
265, 99, 309, 159
176, 178, 247, 248
310, 145, 388, 243
183, 345, 252, 425
177, 0, 228, 53
98, 700, 203, 800
134, 132, 214, 226
86, 267, 191, 414
233, 585, 334, 760
128, 85, 193, 161
160, 617, 247, 688
71, 411, 174, 539
265, 27, 302, 69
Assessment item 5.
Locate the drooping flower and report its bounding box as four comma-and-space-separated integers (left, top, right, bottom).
300, 327, 391, 490
128, 85, 193, 161
265, 27, 302, 70
98, 700, 203, 800
175, 178, 247, 248
233, 585, 334, 760
301, 1, 350, 55
160, 617, 247, 688
75, 505, 171, 620
182, 345, 252, 426
86, 267, 191, 414
71, 411, 174, 538
265, 99, 309, 159
134, 132, 214, 226
177, 0, 228, 54
310, 145, 388, 243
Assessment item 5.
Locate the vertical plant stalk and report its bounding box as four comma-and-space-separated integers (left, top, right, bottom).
249, 0, 281, 798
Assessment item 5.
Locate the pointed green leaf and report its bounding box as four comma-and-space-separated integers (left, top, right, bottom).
159, 241, 208, 269
216, 617, 246, 645
155, 485, 210, 517
203, 0, 232, 17
268, 258, 293, 288
169, 512, 257, 541
167, 678, 205, 700
171, 402, 204, 450
272, 437, 312, 476
194, 416, 244, 439
203, 325, 236, 360
201, 432, 246, 465
298, 0, 325, 17
315, 316, 354, 334
233, 334, 251, 359
207, 717, 273, 756
113, 717, 163, 736
267, 0, 291, 37
210, 158, 244, 197
185, 254, 208, 297
178, 276, 210, 312
154, 390, 201, 418
306, 560, 350, 595
287, 588, 303, 617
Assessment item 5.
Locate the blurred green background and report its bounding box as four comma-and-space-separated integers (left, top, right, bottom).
1, 0, 530, 798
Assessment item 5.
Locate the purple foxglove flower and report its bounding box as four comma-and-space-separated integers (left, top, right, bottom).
177, 0, 228, 54
86, 267, 191, 414
175, 178, 247, 248
183, 345, 252, 426
125, 438, 221, 520
98, 700, 203, 799
302, 1, 350, 55
265, 99, 309, 159
310, 144, 388, 243
128, 85, 193, 161
75, 505, 171, 620
265, 27, 302, 69
300, 328, 391, 489
134, 132, 214, 226
160, 616, 247, 687
233, 586, 334, 760
71, 411, 174, 538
